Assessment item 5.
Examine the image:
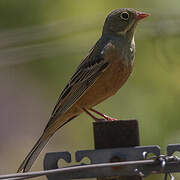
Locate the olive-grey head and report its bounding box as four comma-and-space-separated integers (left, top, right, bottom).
103, 8, 149, 39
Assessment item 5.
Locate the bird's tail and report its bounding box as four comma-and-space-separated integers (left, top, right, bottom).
17, 115, 78, 173
17, 133, 52, 173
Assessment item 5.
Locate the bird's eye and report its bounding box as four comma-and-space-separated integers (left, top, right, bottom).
120, 12, 129, 20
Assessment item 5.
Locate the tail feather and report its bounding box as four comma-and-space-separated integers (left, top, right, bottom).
17, 115, 78, 173
17, 134, 51, 173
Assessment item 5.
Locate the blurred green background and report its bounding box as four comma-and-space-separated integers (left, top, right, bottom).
0, 0, 180, 179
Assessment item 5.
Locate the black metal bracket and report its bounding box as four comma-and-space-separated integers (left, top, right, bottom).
43, 145, 162, 179
43, 144, 180, 179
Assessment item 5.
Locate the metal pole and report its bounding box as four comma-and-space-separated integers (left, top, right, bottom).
93, 120, 142, 180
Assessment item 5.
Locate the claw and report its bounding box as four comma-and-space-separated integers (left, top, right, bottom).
90, 108, 117, 121
82, 108, 106, 122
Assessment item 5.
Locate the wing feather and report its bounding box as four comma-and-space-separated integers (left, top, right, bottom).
45, 41, 113, 129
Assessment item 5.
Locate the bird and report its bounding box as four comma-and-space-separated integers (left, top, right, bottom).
17, 8, 149, 173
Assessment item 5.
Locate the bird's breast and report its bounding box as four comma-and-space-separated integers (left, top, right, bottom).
77, 57, 134, 109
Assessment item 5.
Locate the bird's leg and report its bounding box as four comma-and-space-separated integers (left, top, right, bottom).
82, 108, 106, 122
90, 108, 117, 121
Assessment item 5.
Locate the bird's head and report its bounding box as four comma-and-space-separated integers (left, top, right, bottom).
103, 8, 149, 39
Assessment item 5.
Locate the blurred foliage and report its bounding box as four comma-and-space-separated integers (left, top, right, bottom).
0, 0, 180, 180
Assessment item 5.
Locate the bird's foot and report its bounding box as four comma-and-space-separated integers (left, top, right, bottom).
82, 108, 106, 122
102, 114, 117, 121
90, 108, 117, 121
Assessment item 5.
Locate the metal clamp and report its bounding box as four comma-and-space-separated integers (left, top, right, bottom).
44, 145, 160, 179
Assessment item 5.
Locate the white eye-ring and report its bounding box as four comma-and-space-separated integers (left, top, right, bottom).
120, 12, 129, 20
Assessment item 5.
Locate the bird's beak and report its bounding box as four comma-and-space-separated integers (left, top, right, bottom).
136, 11, 150, 21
